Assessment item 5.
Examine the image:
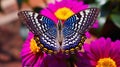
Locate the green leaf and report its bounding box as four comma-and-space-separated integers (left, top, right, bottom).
111, 14, 120, 28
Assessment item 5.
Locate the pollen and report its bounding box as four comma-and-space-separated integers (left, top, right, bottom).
96, 58, 116, 67
54, 7, 74, 20
30, 38, 40, 54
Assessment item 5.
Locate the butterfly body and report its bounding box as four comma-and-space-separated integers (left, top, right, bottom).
18, 8, 99, 55
57, 20, 63, 46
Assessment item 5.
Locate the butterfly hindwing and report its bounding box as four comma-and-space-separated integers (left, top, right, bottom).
62, 8, 99, 51
18, 11, 59, 53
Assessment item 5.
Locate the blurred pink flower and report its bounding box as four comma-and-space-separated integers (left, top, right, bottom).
83, 37, 120, 67
93, 20, 99, 28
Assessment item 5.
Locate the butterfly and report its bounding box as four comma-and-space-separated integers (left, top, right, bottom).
18, 8, 99, 55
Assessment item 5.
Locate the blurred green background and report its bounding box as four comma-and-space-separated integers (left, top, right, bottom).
0, 0, 120, 66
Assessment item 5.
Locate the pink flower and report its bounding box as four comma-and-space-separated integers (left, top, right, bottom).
83, 37, 120, 67
21, 32, 47, 66
93, 20, 99, 28
40, 0, 88, 23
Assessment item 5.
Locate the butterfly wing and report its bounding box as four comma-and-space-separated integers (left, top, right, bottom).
62, 8, 99, 54
18, 11, 59, 54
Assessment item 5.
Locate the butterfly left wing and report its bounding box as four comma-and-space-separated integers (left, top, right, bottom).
62, 8, 99, 54
18, 11, 59, 54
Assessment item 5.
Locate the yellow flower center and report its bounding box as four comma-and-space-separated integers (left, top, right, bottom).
30, 38, 40, 54
54, 7, 74, 20
96, 58, 117, 67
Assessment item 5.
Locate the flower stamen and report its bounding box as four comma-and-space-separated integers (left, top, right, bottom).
96, 58, 116, 67
54, 7, 74, 20
30, 38, 40, 54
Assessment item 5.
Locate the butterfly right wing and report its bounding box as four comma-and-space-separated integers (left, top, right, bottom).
18, 11, 59, 54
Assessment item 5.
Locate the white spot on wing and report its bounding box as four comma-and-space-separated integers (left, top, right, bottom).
34, 13, 38, 18
37, 23, 40, 26
75, 15, 79, 20
80, 12, 84, 18
40, 16, 43, 21
69, 42, 72, 44
85, 9, 90, 15
42, 25, 44, 28
47, 42, 50, 45
51, 44, 54, 46
28, 12, 33, 16
79, 18, 83, 24
65, 44, 68, 46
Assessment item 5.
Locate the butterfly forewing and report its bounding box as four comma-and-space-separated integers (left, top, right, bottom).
18, 11, 59, 54
62, 8, 99, 52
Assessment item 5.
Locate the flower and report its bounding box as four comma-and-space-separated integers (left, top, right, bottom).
92, 20, 99, 28
41, 0, 88, 23
83, 37, 120, 67
21, 32, 47, 66
40, 53, 70, 67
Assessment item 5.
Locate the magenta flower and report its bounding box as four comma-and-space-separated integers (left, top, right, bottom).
40, 53, 70, 67
83, 37, 120, 67
92, 20, 99, 28
41, 0, 88, 23
21, 32, 47, 66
